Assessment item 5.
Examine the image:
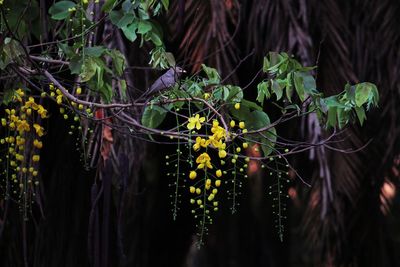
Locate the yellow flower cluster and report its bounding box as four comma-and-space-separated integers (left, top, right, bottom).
1, 88, 47, 183
191, 120, 228, 158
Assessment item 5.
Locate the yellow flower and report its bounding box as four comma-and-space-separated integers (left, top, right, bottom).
236, 147, 241, 153
16, 137, 25, 146
13, 89, 24, 102
196, 152, 212, 169
33, 139, 43, 149
204, 93, 210, 100
242, 142, 249, 149
208, 135, 223, 149
16, 120, 30, 133
189, 186, 196, 194
216, 169, 222, 177
208, 194, 215, 201
32, 155, 40, 162
56, 95, 63, 105
242, 129, 248, 133
230, 120, 235, 127
239, 121, 245, 129
76, 87, 82, 95
1, 118, 6, 126
33, 124, 45, 137
196, 188, 201, 195
16, 88, 24, 96
193, 137, 209, 151
215, 180, 221, 187
189, 171, 197, 180
234, 103, 241, 110
218, 150, 227, 158
187, 114, 205, 130
212, 189, 218, 194
37, 105, 48, 118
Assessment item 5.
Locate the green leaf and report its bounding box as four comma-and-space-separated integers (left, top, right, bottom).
161, 0, 169, 9
213, 86, 230, 101
102, 0, 118, 12
241, 99, 262, 111
112, 12, 135, 28
120, 80, 127, 100
58, 43, 74, 58
122, 0, 133, 12
80, 57, 98, 82
2, 89, 15, 105
355, 82, 379, 107
137, 20, 152, 34
122, 22, 138, 42
285, 73, 293, 102
354, 106, 366, 126
226, 85, 243, 103
293, 72, 305, 101
0, 38, 24, 69
301, 73, 317, 95
84, 46, 106, 57
256, 81, 269, 103
165, 52, 176, 66
101, 83, 113, 103
201, 64, 220, 83
69, 56, 83, 74
141, 105, 167, 128
107, 49, 126, 76
355, 83, 372, 107
337, 108, 349, 129
48, 1, 76, 20
327, 106, 337, 128
271, 79, 283, 100
246, 110, 277, 157
344, 83, 355, 103
149, 31, 163, 46
262, 57, 270, 72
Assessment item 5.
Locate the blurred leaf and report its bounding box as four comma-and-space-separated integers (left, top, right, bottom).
122, 22, 138, 42
137, 20, 152, 34
241, 99, 262, 111
80, 57, 98, 82
271, 79, 283, 100
102, 0, 118, 12
256, 81, 270, 104
293, 72, 305, 101
69, 56, 83, 74
355, 106, 366, 126
48, 1, 76, 20
246, 110, 276, 157
84, 46, 106, 57
226, 85, 243, 102
110, 11, 134, 28
107, 49, 126, 76
141, 105, 167, 128
201, 64, 220, 83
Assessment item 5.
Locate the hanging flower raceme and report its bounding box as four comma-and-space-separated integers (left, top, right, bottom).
187, 114, 205, 130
